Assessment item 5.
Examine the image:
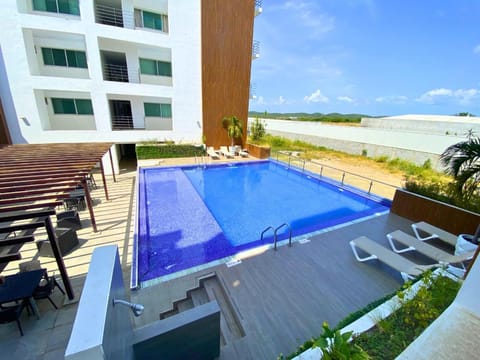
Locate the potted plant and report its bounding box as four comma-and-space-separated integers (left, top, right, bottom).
222, 115, 243, 147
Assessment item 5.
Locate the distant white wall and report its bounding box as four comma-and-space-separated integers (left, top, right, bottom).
258, 118, 468, 169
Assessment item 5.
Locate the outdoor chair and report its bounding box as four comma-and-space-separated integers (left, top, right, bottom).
36, 227, 79, 257
220, 146, 234, 158
0, 302, 27, 336
207, 147, 220, 159
387, 230, 473, 270
56, 210, 82, 231
350, 236, 438, 282
33, 271, 65, 309
411, 221, 458, 247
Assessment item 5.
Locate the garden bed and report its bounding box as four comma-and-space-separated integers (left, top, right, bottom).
291, 270, 461, 359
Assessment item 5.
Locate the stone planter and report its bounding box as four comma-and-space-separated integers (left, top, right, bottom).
246, 143, 271, 159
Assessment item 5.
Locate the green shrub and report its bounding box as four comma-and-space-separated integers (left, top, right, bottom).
136, 144, 203, 159
354, 273, 460, 358
249, 117, 266, 141
314, 322, 370, 360
374, 155, 389, 163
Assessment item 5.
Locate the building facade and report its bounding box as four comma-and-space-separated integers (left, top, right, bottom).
0, 0, 261, 171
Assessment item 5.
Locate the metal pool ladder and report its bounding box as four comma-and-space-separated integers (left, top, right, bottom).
261, 223, 293, 251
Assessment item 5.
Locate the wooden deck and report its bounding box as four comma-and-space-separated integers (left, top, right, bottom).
132, 212, 432, 359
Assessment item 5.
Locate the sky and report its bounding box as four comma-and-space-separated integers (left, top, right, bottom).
249, 0, 480, 116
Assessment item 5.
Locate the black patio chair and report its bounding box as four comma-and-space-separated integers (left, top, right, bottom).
0, 302, 27, 336
33, 272, 65, 310
56, 210, 82, 230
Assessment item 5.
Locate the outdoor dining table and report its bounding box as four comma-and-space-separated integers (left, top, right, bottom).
0, 268, 45, 319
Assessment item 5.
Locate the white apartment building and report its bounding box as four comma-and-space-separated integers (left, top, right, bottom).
0, 0, 261, 172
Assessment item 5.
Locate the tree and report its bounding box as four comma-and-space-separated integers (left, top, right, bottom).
222, 115, 243, 147
440, 136, 480, 198
249, 117, 266, 141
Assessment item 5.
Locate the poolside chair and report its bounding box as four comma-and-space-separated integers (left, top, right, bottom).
235, 146, 248, 157
411, 221, 458, 247
206, 147, 220, 160
350, 236, 437, 281
387, 230, 473, 269
220, 146, 234, 158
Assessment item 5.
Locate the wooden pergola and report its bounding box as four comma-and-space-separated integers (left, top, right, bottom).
0, 143, 114, 300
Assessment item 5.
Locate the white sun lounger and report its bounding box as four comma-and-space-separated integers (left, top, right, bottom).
387, 230, 473, 269
350, 236, 437, 281
206, 147, 220, 159
411, 221, 458, 247
220, 146, 234, 158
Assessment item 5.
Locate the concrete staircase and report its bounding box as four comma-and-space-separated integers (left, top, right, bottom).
160, 274, 245, 346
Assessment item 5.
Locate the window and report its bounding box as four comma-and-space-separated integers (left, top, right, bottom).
33, 0, 80, 15
52, 98, 93, 115
139, 58, 172, 77
42, 48, 87, 68
144, 103, 172, 118
135, 10, 168, 32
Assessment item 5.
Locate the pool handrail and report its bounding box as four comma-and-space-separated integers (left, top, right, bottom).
274, 223, 292, 251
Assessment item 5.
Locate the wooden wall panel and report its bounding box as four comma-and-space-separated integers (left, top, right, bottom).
201, 0, 255, 148
390, 189, 480, 234
0, 99, 12, 145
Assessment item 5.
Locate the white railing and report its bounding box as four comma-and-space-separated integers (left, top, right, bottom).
255, 0, 263, 16
252, 40, 260, 59
111, 116, 144, 130
95, 3, 132, 28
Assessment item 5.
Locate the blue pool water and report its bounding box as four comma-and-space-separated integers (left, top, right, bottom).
134, 160, 390, 286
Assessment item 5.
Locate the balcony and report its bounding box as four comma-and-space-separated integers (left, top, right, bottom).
103, 63, 130, 82
111, 115, 142, 130
95, 3, 129, 28
250, 83, 257, 100
255, 0, 263, 16
252, 40, 260, 60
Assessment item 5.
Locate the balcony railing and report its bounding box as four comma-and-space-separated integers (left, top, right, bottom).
255, 0, 263, 16
96, 4, 124, 27
252, 40, 260, 60
250, 83, 257, 99
111, 116, 143, 130
103, 63, 130, 82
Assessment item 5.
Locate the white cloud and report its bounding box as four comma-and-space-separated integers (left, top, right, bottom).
256, 96, 266, 105
304, 89, 329, 103
474, 44, 480, 55
337, 96, 354, 103
375, 95, 408, 104
283, 1, 335, 38
275, 96, 287, 105
416, 88, 479, 105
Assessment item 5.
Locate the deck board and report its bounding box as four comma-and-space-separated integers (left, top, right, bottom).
132, 212, 430, 359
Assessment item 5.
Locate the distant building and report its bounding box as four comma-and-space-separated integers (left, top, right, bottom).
0, 0, 262, 171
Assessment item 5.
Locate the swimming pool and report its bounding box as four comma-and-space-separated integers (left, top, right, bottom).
133, 160, 391, 287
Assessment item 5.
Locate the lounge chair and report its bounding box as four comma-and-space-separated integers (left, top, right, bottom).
206, 147, 220, 160
387, 230, 473, 269
411, 221, 458, 247
235, 146, 248, 157
350, 236, 437, 281
220, 146, 234, 158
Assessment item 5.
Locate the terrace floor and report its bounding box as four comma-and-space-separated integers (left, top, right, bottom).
0, 156, 428, 359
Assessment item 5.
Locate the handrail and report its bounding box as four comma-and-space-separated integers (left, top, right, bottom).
273, 222, 292, 250
273, 151, 398, 196
261, 226, 274, 242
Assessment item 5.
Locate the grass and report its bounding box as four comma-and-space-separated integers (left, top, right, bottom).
251, 134, 448, 181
